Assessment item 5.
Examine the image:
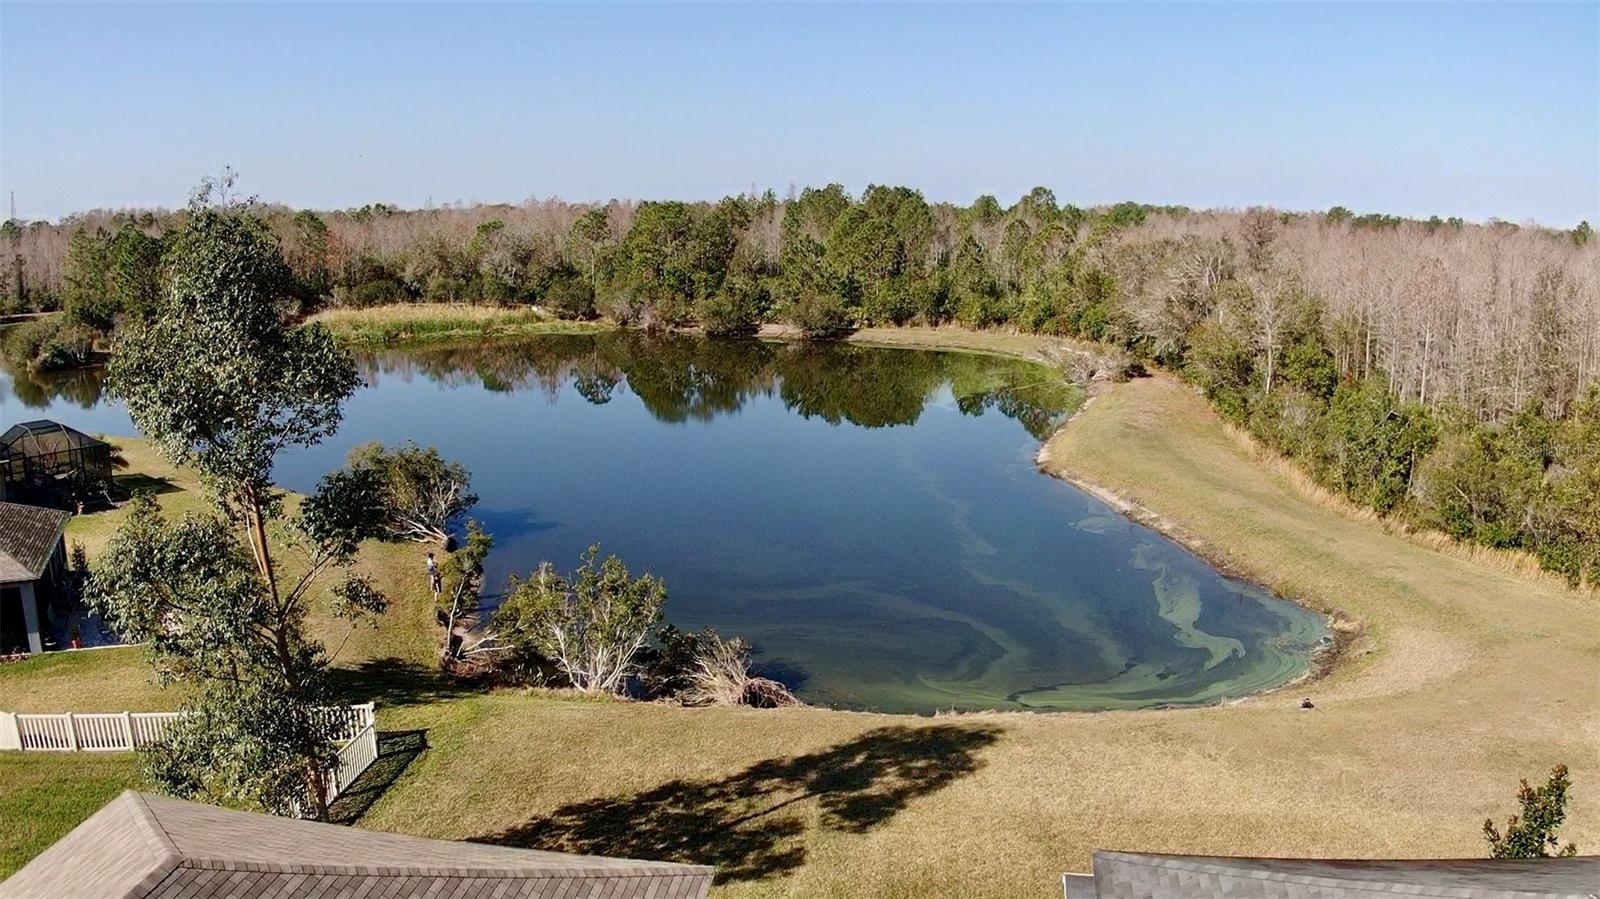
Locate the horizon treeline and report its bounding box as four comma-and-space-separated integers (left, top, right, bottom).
2, 185, 1597, 585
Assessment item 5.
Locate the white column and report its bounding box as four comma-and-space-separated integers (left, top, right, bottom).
18, 583, 42, 655
0, 712, 20, 751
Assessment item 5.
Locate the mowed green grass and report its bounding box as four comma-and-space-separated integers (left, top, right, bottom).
0, 752, 141, 875
2, 334, 1597, 896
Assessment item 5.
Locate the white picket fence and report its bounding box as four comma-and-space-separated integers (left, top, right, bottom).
0, 704, 380, 810
0, 704, 374, 752
328, 720, 379, 800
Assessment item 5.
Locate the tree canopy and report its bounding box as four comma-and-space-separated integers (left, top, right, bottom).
94, 182, 385, 817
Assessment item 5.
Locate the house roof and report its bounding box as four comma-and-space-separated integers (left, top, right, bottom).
0, 419, 109, 456
0, 791, 713, 899
0, 501, 69, 583
1088, 850, 1600, 898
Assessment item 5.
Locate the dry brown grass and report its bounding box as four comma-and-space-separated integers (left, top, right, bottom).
758, 323, 1110, 372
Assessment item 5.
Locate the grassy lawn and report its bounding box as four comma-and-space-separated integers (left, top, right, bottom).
0, 752, 141, 876
0, 437, 457, 878
827, 323, 1099, 366
2, 331, 1597, 896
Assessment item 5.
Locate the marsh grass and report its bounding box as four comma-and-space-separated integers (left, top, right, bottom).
309, 304, 613, 346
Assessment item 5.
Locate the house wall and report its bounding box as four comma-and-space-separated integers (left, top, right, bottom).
1, 576, 51, 655
0, 585, 23, 652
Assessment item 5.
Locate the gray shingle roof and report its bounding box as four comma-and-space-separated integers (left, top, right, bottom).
1088, 850, 1600, 898
0, 792, 713, 899
0, 501, 69, 584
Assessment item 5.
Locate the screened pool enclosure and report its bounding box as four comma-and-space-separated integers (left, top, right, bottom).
0, 420, 115, 509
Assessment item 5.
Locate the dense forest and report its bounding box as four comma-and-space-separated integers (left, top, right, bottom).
2, 186, 1596, 585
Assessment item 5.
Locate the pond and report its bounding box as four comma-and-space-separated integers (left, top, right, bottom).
1, 333, 1329, 713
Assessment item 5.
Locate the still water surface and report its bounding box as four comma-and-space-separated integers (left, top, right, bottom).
1, 334, 1328, 713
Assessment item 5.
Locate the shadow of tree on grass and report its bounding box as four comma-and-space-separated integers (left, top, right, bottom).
328, 729, 429, 824
114, 473, 181, 498
477, 723, 1002, 884
327, 657, 474, 710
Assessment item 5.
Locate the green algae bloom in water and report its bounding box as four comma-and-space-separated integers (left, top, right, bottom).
1, 333, 1329, 713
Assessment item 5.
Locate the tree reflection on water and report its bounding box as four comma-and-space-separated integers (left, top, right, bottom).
356, 332, 1080, 439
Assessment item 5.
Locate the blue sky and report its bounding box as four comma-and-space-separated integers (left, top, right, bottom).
2, 2, 1596, 225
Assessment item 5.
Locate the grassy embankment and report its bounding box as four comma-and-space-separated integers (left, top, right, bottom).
2, 315, 1597, 896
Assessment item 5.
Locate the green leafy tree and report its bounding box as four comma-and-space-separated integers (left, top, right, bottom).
863, 184, 934, 274
613, 201, 699, 326
492, 546, 666, 694
568, 206, 614, 291
61, 227, 114, 329
108, 224, 164, 323
969, 194, 1003, 224
1185, 320, 1256, 421
1310, 378, 1438, 513
542, 267, 598, 319
697, 270, 768, 337
284, 209, 332, 303
687, 196, 750, 300
1280, 335, 1339, 399
63, 224, 165, 331
1543, 386, 1600, 585
2, 316, 96, 373
950, 236, 1008, 327
108, 187, 359, 600
781, 183, 851, 243
346, 440, 478, 543
1415, 403, 1552, 549
1484, 764, 1578, 858
97, 181, 384, 817
438, 520, 493, 663
91, 484, 385, 817
777, 236, 852, 338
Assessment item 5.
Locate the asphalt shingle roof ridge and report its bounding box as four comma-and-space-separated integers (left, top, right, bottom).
134, 792, 713, 880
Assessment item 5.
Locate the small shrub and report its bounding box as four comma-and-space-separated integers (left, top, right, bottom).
682, 629, 801, 708
634, 624, 706, 699
787, 291, 854, 339
697, 278, 767, 337
2, 317, 96, 373
1484, 764, 1578, 858
491, 546, 666, 694
542, 275, 598, 320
